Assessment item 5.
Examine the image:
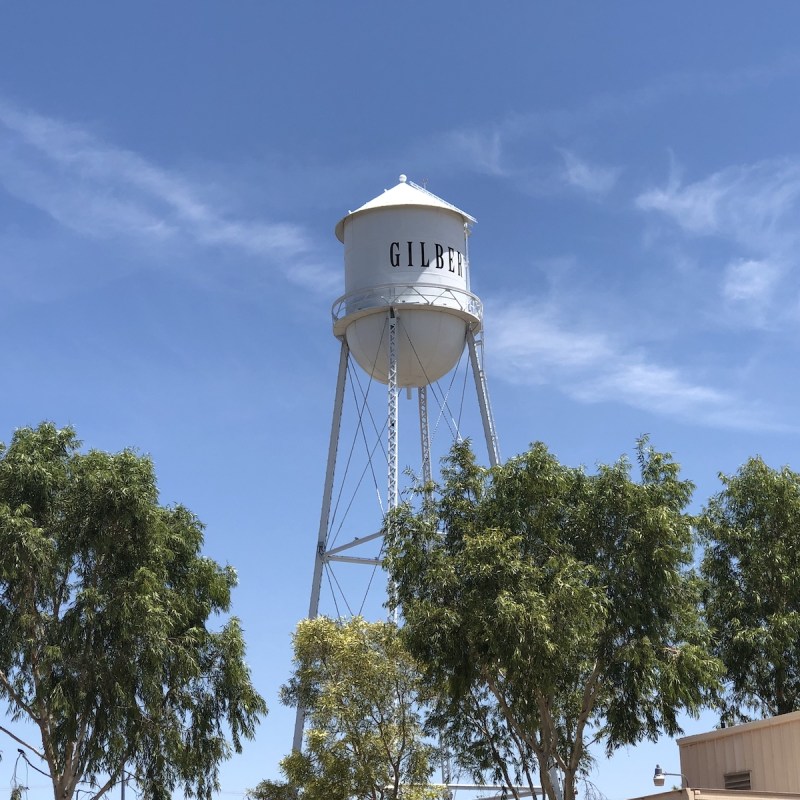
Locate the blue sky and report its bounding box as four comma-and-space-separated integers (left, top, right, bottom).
3, 3, 800, 798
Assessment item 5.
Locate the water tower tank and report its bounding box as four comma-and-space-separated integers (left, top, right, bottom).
333, 176, 482, 388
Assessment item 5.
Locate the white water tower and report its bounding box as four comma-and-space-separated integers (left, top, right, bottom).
293, 175, 500, 750
334, 174, 481, 388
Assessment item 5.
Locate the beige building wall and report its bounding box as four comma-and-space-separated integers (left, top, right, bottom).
677, 710, 800, 792
629, 791, 800, 800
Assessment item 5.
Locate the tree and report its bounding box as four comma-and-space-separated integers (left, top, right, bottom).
267, 616, 442, 800
700, 456, 800, 722
385, 439, 720, 800
0, 423, 267, 800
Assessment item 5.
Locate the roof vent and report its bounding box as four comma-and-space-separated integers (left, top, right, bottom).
724, 770, 751, 790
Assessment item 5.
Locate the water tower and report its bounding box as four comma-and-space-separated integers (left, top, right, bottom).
293, 175, 500, 750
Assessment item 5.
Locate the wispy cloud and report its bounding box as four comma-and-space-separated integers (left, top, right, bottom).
558, 149, 619, 196
437, 127, 509, 178
723, 258, 780, 302
636, 158, 800, 252
0, 100, 336, 294
721, 258, 783, 327
421, 54, 800, 193
636, 158, 800, 328
488, 300, 779, 431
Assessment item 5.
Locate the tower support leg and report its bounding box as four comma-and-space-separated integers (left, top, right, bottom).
418, 385, 432, 488
387, 310, 399, 512
467, 329, 501, 467
292, 339, 350, 753
387, 310, 400, 623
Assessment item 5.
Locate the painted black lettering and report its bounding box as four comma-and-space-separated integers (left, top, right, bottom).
435, 243, 444, 269
390, 242, 400, 267
457, 251, 463, 277
407, 241, 413, 267
448, 247, 455, 272
420, 241, 430, 268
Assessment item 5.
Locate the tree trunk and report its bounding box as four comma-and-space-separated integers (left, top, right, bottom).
53, 775, 72, 800
561, 768, 577, 800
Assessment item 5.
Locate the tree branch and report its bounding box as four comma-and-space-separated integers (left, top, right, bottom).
86, 768, 121, 800
535, 693, 566, 773
484, 671, 536, 755
0, 669, 39, 721
20, 751, 52, 779
0, 724, 46, 759
468, 689, 521, 800
570, 658, 604, 774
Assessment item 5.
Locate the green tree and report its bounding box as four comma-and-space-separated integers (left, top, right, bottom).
385, 440, 720, 800
0, 423, 266, 800
700, 456, 800, 722
269, 616, 442, 800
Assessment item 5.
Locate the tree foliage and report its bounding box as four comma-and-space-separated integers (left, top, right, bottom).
273, 616, 442, 800
0, 423, 266, 800
700, 456, 800, 722
247, 779, 299, 800
385, 439, 721, 800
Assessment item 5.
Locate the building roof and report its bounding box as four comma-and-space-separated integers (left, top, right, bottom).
629, 790, 800, 800
678, 708, 800, 747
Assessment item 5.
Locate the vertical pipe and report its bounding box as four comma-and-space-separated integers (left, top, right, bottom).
549, 764, 564, 800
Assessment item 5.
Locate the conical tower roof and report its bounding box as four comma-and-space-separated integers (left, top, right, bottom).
335, 175, 476, 242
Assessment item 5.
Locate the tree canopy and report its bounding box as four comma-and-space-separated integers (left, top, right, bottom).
264, 616, 442, 800
0, 423, 266, 800
700, 456, 800, 722
385, 439, 721, 800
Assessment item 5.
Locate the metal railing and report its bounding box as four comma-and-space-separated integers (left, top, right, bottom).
332, 282, 483, 324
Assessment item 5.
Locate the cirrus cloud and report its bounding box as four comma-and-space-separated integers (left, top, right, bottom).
488, 299, 781, 431
0, 99, 337, 295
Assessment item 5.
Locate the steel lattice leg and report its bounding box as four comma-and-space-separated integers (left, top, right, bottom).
418, 385, 432, 487
387, 310, 399, 512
